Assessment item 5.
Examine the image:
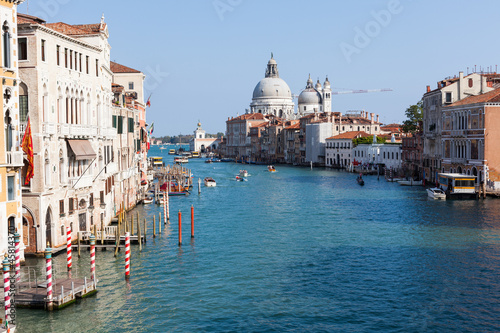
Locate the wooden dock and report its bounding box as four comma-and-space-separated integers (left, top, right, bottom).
14, 278, 97, 310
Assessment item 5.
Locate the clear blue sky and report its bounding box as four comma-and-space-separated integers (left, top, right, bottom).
19, 0, 500, 136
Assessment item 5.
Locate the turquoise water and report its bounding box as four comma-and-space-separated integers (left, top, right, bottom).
17, 146, 500, 332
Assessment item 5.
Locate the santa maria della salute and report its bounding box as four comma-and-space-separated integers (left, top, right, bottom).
247, 54, 331, 119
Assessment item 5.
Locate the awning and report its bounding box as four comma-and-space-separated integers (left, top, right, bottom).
67, 140, 97, 160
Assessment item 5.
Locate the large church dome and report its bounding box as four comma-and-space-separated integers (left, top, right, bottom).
252, 77, 292, 99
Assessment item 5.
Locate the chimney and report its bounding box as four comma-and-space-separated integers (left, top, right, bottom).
365, 112, 369, 119
458, 71, 464, 100
481, 75, 487, 94
370, 113, 374, 124
437, 82, 442, 89
426, 85, 430, 93
376, 114, 379, 123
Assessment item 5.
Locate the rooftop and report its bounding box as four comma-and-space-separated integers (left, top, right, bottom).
446, 87, 500, 107
110, 61, 141, 74
326, 131, 370, 140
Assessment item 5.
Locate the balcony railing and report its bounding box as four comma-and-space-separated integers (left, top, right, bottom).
450, 130, 466, 137
71, 175, 93, 189
5, 151, 23, 167
42, 122, 57, 135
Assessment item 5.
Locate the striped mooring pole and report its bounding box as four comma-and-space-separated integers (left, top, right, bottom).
163, 191, 167, 225
178, 210, 182, 246
90, 235, 96, 284
167, 182, 170, 222
14, 232, 21, 282
124, 232, 130, 279
3, 255, 11, 325
45, 244, 53, 311
66, 227, 72, 271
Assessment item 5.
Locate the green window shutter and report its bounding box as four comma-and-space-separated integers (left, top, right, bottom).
112, 115, 117, 128
118, 116, 123, 134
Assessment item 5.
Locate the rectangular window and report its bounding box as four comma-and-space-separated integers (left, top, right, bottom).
59, 199, 64, 215
100, 190, 104, 204
69, 198, 74, 214
65, 48, 68, 68
90, 193, 94, 207
117, 116, 123, 134
56, 45, 60, 65
112, 115, 117, 128
79, 54, 82, 72
74, 52, 78, 71
128, 117, 134, 132
41, 39, 46, 61
18, 38, 27, 61
96, 59, 99, 77
86, 56, 89, 74
7, 176, 15, 201
70, 50, 73, 69
445, 92, 452, 104
128, 82, 134, 90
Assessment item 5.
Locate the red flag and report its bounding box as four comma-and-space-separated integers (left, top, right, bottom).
21, 117, 34, 185
146, 94, 151, 107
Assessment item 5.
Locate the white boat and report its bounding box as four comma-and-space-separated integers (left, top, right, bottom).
143, 197, 153, 204
239, 170, 248, 177
204, 177, 216, 187
427, 187, 446, 200
397, 179, 423, 186
174, 157, 189, 164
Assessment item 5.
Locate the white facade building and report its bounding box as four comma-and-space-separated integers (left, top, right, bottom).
18, 14, 116, 253
189, 122, 220, 152
353, 141, 402, 170
325, 131, 369, 168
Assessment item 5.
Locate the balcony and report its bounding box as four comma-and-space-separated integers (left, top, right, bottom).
450, 130, 466, 137
451, 157, 467, 164
5, 151, 23, 167
42, 122, 57, 135
71, 175, 93, 189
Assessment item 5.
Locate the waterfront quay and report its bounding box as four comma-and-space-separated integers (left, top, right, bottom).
13, 150, 500, 332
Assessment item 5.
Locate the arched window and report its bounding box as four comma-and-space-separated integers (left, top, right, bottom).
4, 109, 12, 151
3, 22, 10, 68
19, 83, 29, 122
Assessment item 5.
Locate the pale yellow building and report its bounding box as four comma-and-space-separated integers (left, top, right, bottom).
0, 0, 25, 259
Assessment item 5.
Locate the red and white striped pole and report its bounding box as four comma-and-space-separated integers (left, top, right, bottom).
3, 255, 11, 325
45, 244, 53, 311
167, 181, 170, 222
66, 227, 72, 272
163, 190, 167, 225
14, 232, 21, 282
178, 210, 182, 246
124, 232, 130, 279
89, 235, 96, 284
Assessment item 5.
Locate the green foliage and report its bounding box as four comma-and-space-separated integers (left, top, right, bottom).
352, 136, 386, 145
401, 100, 423, 134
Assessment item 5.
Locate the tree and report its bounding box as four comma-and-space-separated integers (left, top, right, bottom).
352, 136, 386, 146
401, 100, 423, 134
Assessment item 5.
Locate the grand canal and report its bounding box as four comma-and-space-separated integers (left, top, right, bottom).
17, 146, 500, 332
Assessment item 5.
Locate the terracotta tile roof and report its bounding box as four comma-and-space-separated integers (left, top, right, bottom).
72, 24, 106, 34
45, 22, 96, 36
446, 88, 500, 107
229, 113, 266, 121
17, 13, 45, 24
326, 131, 370, 140
112, 83, 124, 93
110, 61, 141, 74
285, 123, 300, 130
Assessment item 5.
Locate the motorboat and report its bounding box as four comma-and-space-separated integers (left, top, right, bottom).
168, 149, 176, 155
204, 177, 216, 187
174, 157, 189, 164
143, 197, 153, 204
205, 159, 213, 163
239, 170, 248, 177
427, 187, 446, 200
397, 179, 423, 186
267, 165, 276, 172
235, 176, 247, 182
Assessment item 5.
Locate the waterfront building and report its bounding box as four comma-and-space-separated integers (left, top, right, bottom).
282, 120, 300, 164
249, 55, 294, 119
441, 87, 500, 189
225, 113, 268, 159
18, 14, 115, 253
421, 71, 495, 183
353, 139, 402, 170
0, 0, 25, 259
110, 61, 147, 210
189, 122, 220, 153
401, 133, 423, 179
325, 131, 370, 168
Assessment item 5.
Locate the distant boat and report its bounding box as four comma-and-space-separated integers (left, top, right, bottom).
235, 176, 247, 182
239, 170, 248, 177
143, 197, 153, 204
357, 175, 365, 186
169, 149, 176, 155
205, 159, 213, 163
174, 157, 189, 164
267, 165, 276, 172
204, 177, 216, 187
397, 179, 423, 186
